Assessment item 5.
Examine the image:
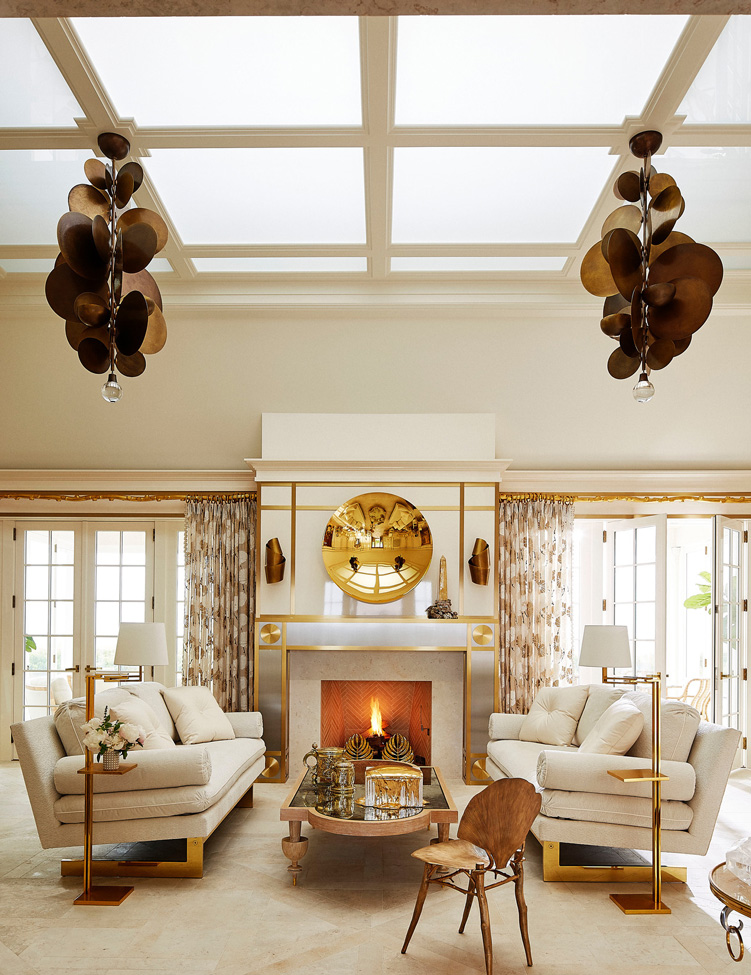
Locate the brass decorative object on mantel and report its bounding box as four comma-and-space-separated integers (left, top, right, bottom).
321, 492, 432, 604
468, 538, 490, 585
45, 132, 168, 404
265, 538, 286, 584
581, 129, 723, 403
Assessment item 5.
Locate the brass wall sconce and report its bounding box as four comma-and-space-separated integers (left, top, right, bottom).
45, 132, 168, 404
265, 538, 286, 584
581, 129, 723, 403
468, 538, 490, 585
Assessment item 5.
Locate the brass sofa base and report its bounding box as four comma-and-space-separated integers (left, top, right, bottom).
542, 841, 687, 884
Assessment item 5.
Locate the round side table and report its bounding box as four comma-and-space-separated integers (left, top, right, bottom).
709, 863, 751, 963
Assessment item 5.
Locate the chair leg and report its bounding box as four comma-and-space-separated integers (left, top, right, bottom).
513, 851, 533, 967
475, 871, 493, 975
401, 863, 436, 955
459, 874, 475, 934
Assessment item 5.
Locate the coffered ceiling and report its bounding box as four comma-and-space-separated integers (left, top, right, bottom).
0, 14, 750, 306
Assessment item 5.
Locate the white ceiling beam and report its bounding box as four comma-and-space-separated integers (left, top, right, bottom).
361, 17, 395, 281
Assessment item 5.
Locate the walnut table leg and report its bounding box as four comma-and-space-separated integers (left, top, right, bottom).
281, 821, 308, 886
437, 822, 451, 843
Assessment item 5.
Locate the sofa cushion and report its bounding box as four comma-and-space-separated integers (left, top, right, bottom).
540, 789, 693, 831
578, 699, 644, 756
536, 750, 696, 801
163, 686, 236, 745
54, 745, 212, 794
519, 685, 589, 746
126, 682, 178, 741
573, 685, 624, 746
623, 691, 701, 762
53, 688, 133, 757
226, 712, 264, 739
111, 698, 176, 751
53, 738, 265, 822
487, 739, 576, 781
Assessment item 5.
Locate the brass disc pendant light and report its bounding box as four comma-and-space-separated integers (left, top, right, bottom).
581, 130, 723, 403
45, 132, 168, 404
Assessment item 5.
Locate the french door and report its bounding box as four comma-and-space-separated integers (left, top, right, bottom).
605, 516, 667, 678
13, 522, 155, 724
713, 516, 746, 761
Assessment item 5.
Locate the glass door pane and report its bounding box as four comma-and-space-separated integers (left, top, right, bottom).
713, 517, 745, 740
16, 527, 80, 721
93, 528, 152, 687
606, 516, 667, 677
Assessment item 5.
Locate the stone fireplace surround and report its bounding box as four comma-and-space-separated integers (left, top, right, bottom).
289, 651, 463, 773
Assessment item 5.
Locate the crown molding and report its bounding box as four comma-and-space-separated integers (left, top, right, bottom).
502, 468, 751, 494
0, 469, 255, 492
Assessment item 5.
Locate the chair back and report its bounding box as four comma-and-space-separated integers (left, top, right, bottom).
457, 778, 541, 868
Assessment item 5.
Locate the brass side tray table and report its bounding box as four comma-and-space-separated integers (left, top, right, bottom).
74, 761, 138, 906
709, 862, 751, 962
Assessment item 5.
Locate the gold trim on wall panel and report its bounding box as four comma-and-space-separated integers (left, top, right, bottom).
295, 505, 461, 511
464, 645, 471, 784
261, 506, 293, 511
286, 645, 468, 653
258, 615, 498, 624
459, 483, 465, 617
290, 485, 296, 617
282, 622, 289, 781
494, 483, 500, 711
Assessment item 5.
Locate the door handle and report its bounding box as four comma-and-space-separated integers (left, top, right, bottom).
64, 665, 80, 673
720, 673, 734, 680
85, 665, 97, 673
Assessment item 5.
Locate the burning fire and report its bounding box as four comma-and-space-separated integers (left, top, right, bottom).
368, 697, 384, 737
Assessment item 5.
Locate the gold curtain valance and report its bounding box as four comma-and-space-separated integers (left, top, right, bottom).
500, 492, 751, 504
0, 491, 257, 503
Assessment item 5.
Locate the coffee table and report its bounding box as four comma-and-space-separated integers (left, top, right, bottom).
280, 763, 458, 885
709, 862, 751, 962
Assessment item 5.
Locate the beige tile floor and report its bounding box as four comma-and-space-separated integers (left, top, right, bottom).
0, 762, 749, 975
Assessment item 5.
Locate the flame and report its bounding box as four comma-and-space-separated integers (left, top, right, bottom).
369, 697, 384, 736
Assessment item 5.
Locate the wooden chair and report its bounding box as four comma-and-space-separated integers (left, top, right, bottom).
667, 677, 710, 720
401, 778, 542, 972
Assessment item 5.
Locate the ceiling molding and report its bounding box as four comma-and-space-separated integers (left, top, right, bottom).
0, 469, 255, 492
4, 1, 751, 14
502, 469, 751, 494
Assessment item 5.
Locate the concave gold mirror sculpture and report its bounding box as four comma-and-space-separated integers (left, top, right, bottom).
45, 132, 168, 403
322, 493, 432, 604
581, 130, 723, 403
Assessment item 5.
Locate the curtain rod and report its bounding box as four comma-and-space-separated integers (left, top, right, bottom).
0, 491, 257, 502
499, 492, 751, 503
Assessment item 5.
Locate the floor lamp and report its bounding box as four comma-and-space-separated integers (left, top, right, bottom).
579, 625, 670, 916
75, 623, 168, 907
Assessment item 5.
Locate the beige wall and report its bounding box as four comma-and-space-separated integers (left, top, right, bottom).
1, 301, 749, 472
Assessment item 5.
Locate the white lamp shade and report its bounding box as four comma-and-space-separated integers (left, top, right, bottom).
578, 625, 632, 670
114, 622, 169, 667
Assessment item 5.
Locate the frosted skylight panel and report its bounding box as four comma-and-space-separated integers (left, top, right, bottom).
72, 17, 361, 126
395, 16, 687, 125
0, 21, 82, 126
661, 147, 751, 242
192, 257, 367, 272
678, 18, 751, 123
0, 150, 92, 245
392, 147, 614, 243
144, 149, 366, 245
0, 259, 56, 273
391, 257, 566, 271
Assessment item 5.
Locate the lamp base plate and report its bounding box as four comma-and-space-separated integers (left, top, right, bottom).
74, 885, 134, 907
610, 893, 671, 915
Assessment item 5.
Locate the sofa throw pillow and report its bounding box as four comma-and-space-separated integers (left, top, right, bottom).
622, 691, 701, 762
573, 685, 624, 746
162, 686, 236, 745
519, 685, 589, 747
110, 698, 176, 751
126, 682, 179, 741
578, 698, 644, 755
53, 688, 133, 756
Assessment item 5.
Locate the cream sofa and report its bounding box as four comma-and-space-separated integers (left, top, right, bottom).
486, 683, 740, 881
11, 682, 266, 879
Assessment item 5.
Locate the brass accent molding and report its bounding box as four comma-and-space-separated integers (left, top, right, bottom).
472, 624, 494, 646
0, 491, 256, 502
260, 623, 282, 645
500, 492, 751, 504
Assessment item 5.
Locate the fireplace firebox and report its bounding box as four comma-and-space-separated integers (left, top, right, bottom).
320, 680, 431, 765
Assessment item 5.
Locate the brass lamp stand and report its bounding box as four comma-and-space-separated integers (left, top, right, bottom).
74, 673, 137, 907
604, 673, 670, 915
578, 625, 670, 916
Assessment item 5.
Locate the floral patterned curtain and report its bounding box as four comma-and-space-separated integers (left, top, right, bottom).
499, 497, 574, 714
183, 496, 256, 711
